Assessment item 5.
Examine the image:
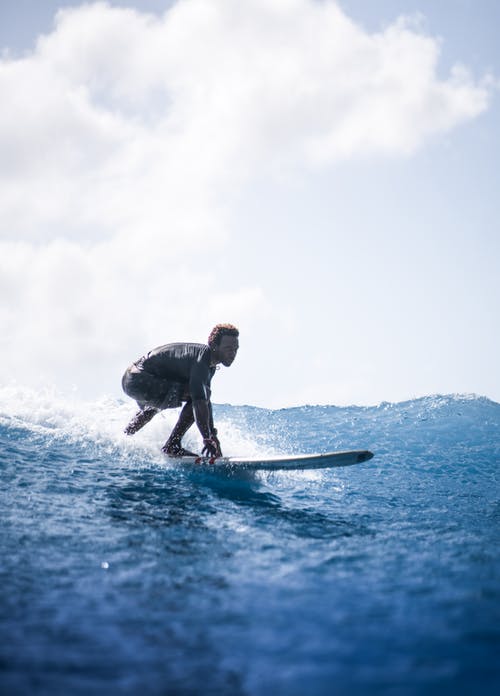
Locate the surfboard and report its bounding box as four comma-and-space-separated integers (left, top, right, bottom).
171, 449, 374, 471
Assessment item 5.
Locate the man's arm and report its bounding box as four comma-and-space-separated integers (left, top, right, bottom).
208, 401, 215, 434
192, 399, 221, 457
192, 399, 213, 439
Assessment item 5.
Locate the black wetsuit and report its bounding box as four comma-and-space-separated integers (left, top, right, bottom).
122, 343, 216, 410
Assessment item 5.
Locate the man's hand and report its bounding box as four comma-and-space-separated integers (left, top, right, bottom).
212, 432, 222, 457
202, 436, 222, 458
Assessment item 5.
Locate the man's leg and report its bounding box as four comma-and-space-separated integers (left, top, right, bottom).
124, 406, 158, 435
162, 401, 198, 456
122, 367, 163, 435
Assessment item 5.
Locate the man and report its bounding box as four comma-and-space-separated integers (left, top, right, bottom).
122, 324, 239, 457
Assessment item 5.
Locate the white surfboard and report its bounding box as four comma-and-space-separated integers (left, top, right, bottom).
171, 449, 374, 471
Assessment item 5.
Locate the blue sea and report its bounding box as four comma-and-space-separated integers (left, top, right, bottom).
1, 388, 499, 695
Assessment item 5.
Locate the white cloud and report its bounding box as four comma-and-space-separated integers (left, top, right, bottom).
0, 0, 494, 401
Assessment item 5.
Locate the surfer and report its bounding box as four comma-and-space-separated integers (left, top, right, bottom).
122, 324, 239, 457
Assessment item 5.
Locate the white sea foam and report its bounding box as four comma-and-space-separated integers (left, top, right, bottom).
0, 383, 272, 460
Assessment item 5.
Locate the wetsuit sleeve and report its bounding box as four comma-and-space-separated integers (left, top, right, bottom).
189, 357, 212, 401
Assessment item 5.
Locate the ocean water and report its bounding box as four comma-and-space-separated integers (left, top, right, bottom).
1, 387, 499, 695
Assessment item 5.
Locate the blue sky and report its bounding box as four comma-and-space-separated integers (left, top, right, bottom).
1, 0, 499, 407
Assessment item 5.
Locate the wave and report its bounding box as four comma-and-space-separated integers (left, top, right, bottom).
1, 384, 498, 464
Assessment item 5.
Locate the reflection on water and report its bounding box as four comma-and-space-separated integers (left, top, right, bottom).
106, 464, 372, 544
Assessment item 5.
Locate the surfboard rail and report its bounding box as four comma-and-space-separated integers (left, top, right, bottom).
169, 449, 374, 471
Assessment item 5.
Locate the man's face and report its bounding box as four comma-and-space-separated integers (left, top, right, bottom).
214, 335, 239, 367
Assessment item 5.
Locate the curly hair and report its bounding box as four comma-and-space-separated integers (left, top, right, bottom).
207, 323, 239, 348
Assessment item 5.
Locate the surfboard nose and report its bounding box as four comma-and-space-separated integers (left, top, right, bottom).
357, 451, 374, 463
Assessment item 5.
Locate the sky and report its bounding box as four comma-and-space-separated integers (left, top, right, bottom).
1, 0, 499, 408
